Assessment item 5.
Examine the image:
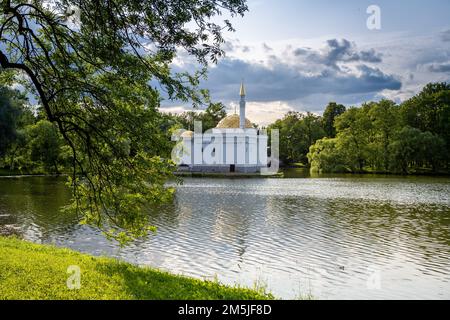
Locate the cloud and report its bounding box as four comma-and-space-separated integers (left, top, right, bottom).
427, 62, 450, 73
166, 38, 403, 123
440, 29, 450, 42
293, 48, 309, 56
228, 101, 295, 126
262, 43, 273, 52
292, 39, 383, 71
358, 49, 383, 63
202, 54, 400, 103
223, 41, 235, 52
324, 39, 382, 64
222, 39, 251, 55
159, 106, 188, 114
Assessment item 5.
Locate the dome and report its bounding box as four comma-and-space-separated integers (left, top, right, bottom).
216, 114, 253, 129
181, 130, 194, 138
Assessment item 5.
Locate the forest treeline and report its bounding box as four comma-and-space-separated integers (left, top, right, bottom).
269, 82, 449, 174
1, 82, 449, 175
0, 86, 71, 174
0, 86, 228, 174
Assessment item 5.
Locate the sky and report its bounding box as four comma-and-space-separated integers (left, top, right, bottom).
162, 0, 450, 126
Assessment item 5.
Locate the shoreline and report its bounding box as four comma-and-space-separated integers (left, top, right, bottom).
0, 236, 274, 300
174, 171, 284, 178
1, 168, 449, 179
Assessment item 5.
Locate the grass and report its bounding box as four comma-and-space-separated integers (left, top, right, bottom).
0, 236, 273, 300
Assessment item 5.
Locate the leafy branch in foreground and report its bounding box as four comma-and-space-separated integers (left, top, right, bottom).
0, 0, 248, 243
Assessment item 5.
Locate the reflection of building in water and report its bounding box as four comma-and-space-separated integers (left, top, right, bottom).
178, 83, 268, 173
210, 190, 271, 262
211, 204, 251, 261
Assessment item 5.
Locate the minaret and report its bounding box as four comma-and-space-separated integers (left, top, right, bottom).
239, 82, 246, 129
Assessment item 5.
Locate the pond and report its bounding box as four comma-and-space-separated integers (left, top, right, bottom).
1, 171, 449, 299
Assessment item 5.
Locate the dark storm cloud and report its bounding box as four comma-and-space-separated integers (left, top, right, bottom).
294, 39, 382, 70
358, 49, 383, 63
427, 62, 450, 73
203, 57, 401, 102
168, 38, 400, 110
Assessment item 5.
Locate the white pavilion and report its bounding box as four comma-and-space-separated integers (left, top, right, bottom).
177, 83, 268, 173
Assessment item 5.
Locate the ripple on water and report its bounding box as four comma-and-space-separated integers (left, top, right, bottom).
1, 176, 450, 299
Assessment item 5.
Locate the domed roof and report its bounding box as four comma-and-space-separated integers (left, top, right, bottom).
180, 130, 194, 138
216, 114, 253, 129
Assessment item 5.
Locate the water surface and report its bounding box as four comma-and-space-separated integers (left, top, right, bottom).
1, 173, 449, 299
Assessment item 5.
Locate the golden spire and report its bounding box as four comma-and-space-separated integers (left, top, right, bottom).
239, 81, 246, 96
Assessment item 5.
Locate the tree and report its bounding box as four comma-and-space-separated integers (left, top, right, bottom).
163, 102, 225, 144
367, 100, 399, 171
201, 102, 227, 131
268, 112, 304, 164
0, 0, 248, 243
400, 82, 450, 166
400, 83, 450, 135
0, 85, 27, 157
308, 93, 448, 175
268, 111, 326, 165
389, 126, 446, 173
175, 111, 199, 131
322, 102, 346, 137
299, 112, 326, 151
1, 100, 36, 171
307, 137, 346, 173
309, 101, 399, 173
334, 106, 373, 171
28, 120, 63, 173
289, 112, 327, 165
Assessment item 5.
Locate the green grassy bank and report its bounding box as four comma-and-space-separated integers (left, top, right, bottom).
0, 237, 273, 300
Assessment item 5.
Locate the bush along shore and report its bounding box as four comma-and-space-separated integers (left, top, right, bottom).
0, 236, 273, 300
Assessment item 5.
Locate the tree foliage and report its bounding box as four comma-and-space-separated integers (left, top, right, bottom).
268, 111, 325, 165
400, 82, 450, 161
322, 102, 345, 138
0, 85, 27, 156
388, 126, 446, 173
0, 0, 248, 243
173, 102, 227, 132
307, 137, 346, 173
308, 84, 450, 174
28, 120, 66, 173
0, 89, 74, 173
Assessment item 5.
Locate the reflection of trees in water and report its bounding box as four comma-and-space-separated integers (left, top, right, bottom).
0, 177, 75, 241
146, 196, 183, 229
2, 176, 450, 296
